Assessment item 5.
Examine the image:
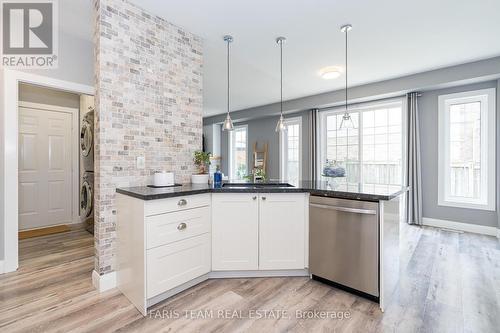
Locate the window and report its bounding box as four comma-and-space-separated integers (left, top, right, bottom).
229, 125, 248, 180
318, 99, 405, 192
438, 88, 496, 210
280, 117, 302, 186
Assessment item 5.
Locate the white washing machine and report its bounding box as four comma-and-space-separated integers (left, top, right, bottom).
81, 171, 94, 234
81, 110, 94, 172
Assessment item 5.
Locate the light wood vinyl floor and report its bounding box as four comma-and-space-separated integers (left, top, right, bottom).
0, 226, 499, 332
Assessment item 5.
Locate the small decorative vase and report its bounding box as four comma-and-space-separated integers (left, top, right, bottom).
191, 174, 209, 184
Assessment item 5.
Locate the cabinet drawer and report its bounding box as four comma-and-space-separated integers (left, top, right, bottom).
145, 194, 210, 216
146, 233, 211, 298
146, 206, 210, 249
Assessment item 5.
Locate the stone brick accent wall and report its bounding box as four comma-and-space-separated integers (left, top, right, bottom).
93, 0, 203, 275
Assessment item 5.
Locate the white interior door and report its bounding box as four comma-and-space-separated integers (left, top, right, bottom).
18, 106, 73, 230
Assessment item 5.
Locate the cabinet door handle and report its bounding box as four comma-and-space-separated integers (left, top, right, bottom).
262, 196, 266, 201
177, 199, 187, 206
177, 222, 187, 230
252, 196, 257, 200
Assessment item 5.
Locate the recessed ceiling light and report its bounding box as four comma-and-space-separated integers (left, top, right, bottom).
319, 66, 342, 80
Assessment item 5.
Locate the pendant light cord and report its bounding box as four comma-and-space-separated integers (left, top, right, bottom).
227, 39, 230, 116
345, 27, 348, 113
280, 40, 283, 116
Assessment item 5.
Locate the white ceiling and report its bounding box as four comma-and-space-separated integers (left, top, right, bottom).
124, 1, 500, 116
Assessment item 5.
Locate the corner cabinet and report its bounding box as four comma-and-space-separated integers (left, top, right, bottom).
212, 193, 308, 271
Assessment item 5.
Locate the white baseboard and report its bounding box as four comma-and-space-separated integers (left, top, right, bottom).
422, 217, 498, 237
208, 269, 310, 279
92, 270, 117, 292
0, 260, 4, 274
147, 274, 210, 311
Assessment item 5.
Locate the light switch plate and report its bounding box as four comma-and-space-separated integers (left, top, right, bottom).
137, 156, 145, 169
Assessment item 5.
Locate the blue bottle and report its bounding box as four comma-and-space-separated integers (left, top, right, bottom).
214, 166, 222, 187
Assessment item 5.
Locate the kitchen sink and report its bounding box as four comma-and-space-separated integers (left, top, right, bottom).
222, 182, 294, 189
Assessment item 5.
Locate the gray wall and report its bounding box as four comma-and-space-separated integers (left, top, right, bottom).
215, 110, 311, 180
419, 81, 498, 228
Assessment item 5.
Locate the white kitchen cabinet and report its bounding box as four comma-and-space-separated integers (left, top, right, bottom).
117, 191, 308, 316
211, 193, 259, 270
259, 193, 307, 270
116, 193, 211, 315
212, 192, 308, 271
147, 233, 211, 298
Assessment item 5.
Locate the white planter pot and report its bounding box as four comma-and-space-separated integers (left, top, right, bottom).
191, 174, 209, 184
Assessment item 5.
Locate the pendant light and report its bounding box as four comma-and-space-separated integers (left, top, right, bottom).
339, 24, 355, 130
275, 36, 286, 132
222, 35, 234, 131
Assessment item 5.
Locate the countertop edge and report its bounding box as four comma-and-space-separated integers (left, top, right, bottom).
116, 186, 408, 202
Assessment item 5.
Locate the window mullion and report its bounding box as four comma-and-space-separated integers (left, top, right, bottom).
359, 110, 363, 185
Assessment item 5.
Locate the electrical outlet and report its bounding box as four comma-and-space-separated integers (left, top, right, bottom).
137, 156, 145, 169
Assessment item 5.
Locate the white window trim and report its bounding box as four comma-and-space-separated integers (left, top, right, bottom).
316, 98, 406, 185
228, 124, 248, 180
438, 88, 496, 211
279, 116, 303, 183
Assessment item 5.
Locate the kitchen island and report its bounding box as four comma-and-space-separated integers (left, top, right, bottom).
116, 180, 406, 201
116, 181, 406, 315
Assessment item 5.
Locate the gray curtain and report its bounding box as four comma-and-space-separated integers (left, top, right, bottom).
406, 92, 423, 225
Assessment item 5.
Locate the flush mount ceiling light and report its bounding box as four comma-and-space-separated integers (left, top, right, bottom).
275, 36, 287, 133
222, 35, 234, 131
319, 66, 342, 80
339, 24, 356, 130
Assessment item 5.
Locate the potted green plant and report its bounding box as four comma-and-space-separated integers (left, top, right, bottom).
191, 151, 211, 184
244, 168, 267, 183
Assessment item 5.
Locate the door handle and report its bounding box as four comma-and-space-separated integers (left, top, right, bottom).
262, 196, 266, 201
310, 203, 377, 215
177, 222, 187, 230
177, 199, 187, 206
252, 196, 257, 200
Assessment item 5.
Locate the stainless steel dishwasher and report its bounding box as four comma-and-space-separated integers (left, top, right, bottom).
309, 196, 379, 300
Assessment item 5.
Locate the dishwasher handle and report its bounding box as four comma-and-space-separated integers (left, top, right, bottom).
310, 203, 377, 215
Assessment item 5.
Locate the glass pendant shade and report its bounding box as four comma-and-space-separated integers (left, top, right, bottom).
275, 114, 286, 132
223, 113, 234, 131
338, 24, 356, 130
339, 112, 355, 130
275, 36, 287, 133
222, 35, 234, 131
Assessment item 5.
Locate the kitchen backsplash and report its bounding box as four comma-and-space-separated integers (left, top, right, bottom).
93, 0, 203, 275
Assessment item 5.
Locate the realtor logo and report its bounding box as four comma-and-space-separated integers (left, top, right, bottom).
1, 0, 58, 68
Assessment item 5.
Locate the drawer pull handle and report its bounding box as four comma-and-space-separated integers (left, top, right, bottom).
177, 222, 187, 231
262, 196, 266, 201
252, 196, 257, 200
178, 199, 187, 206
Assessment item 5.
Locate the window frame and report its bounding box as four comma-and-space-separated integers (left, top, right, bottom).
317, 98, 407, 188
437, 88, 496, 211
228, 124, 248, 181
279, 116, 303, 184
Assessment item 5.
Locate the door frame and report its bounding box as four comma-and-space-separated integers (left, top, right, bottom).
1, 69, 94, 273
18, 101, 80, 228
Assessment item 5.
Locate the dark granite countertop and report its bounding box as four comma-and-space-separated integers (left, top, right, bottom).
116, 181, 408, 202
